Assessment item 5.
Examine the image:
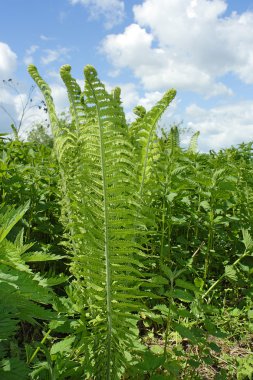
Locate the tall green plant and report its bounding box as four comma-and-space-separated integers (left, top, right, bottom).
28, 64, 176, 378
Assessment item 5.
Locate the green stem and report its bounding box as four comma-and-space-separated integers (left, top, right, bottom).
28, 329, 51, 364
204, 211, 214, 282
164, 315, 170, 356
202, 250, 249, 299
164, 295, 173, 357
160, 197, 166, 266
88, 78, 112, 380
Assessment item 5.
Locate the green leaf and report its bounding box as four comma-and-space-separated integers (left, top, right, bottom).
188, 358, 201, 368
0, 358, 30, 380
194, 278, 204, 290
208, 342, 221, 353
22, 252, 66, 262
168, 289, 195, 303
137, 351, 164, 371
50, 336, 75, 355
153, 304, 170, 316
175, 279, 199, 293
247, 310, 253, 319
200, 200, 210, 211
160, 265, 173, 281
242, 229, 253, 251
173, 322, 197, 343
225, 265, 238, 282
151, 375, 167, 380
167, 192, 177, 203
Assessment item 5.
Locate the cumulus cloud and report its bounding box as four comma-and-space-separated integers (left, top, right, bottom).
69, 0, 125, 28
101, 0, 253, 96
0, 42, 17, 79
186, 101, 253, 151
24, 44, 72, 67
50, 83, 69, 112
41, 47, 71, 65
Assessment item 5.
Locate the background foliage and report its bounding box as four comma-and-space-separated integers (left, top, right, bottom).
0, 64, 252, 379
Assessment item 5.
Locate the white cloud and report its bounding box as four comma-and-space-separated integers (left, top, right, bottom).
24, 45, 72, 67
69, 0, 125, 28
40, 34, 55, 41
0, 42, 17, 79
186, 101, 253, 151
26, 45, 39, 56
120, 83, 141, 110
0, 87, 16, 107
24, 45, 39, 65
50, 83, 69, 112
101, 0, 253, 96
41, 47, 71, 65
0, 86, 19, 131
46, 70, 62, 81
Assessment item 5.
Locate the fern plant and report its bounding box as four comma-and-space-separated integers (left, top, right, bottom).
0, 203, 57, 380
27, 64, 177, 379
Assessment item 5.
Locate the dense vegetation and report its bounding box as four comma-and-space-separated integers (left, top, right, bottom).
0, 64, 252, 379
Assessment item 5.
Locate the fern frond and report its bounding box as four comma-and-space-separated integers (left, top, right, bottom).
27, 65, 59, 138
1, 238, 31, 272
0, 202, 29, 243
60, 64, 85, 135
29, 64, 148, 379
0, 265, 55, 357
0, 204, 57, 373
0, 292, 20, 340
75, 65, 145, 378
187, 131, 200, 153
129, 89, 176, 195
167, 125, 180, 151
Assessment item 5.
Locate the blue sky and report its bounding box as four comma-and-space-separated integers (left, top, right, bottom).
0, 0, 253, 151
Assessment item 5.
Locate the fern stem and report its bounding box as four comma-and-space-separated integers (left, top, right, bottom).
139, 129, 154, 196
159, 196, 166, 266
204, 211, 214, 282
86, 76, 112, 380
202, 250, 249, 300
28, 329, 51, 364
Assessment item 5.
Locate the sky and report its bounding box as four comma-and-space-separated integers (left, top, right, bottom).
0, 0, 253, 151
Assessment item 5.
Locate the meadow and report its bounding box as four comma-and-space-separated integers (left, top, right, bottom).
0, 64, 252, 379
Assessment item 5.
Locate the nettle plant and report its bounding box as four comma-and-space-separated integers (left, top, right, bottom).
28, 64, 176, 379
